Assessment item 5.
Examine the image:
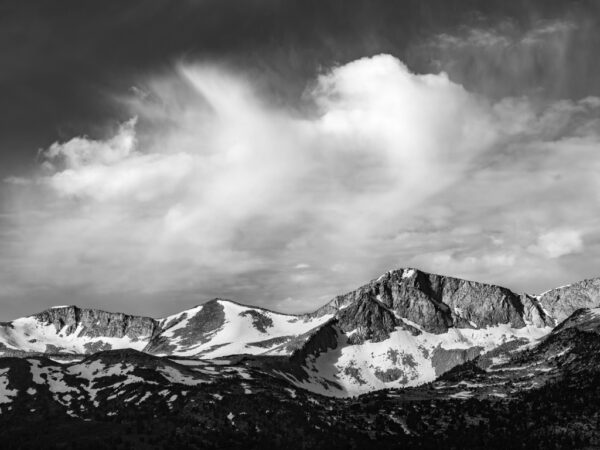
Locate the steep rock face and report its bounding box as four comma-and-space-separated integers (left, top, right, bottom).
32, 306, 158, 340
335, 295, 402, 343
288, 319, 340, 365
538, 278, 600, 323
519, 294, 551, 327
312, 268, 547, 334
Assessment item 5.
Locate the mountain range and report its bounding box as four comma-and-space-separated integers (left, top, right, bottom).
1, 267, 600, 449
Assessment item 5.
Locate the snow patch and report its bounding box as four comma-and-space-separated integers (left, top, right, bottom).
449, 391, 473, 399
158, 365, 207, 386
402, 269, 416, 279
284, 388, 297, 398
0, 369, 17, 404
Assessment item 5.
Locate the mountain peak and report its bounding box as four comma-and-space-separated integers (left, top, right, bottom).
313, 266, 537, 333
375, 267, 419, 281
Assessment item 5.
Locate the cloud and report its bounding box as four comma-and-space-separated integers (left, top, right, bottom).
4, 52, 600, 316
3, 176, 31, 186
35, 55, 497, 256
415, 19, 593, 99
531, 230, 584, 258
43, 118, 138, 169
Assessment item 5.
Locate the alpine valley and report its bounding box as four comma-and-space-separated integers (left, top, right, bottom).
1, 268, 600, 449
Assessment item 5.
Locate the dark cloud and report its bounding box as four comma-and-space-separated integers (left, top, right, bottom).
3, 1, 599, 171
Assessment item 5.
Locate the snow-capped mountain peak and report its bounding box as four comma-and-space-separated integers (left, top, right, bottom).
2, 268, 600, 398
146, 298, 333, 358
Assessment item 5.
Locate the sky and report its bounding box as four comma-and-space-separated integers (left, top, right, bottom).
2, 0, 600, 320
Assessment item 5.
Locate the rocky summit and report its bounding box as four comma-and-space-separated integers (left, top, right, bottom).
1, 268, 600, 449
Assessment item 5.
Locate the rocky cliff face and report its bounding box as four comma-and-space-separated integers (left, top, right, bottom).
32, 306, 159, 340
519, 294, 551, 327
288, 319, 340, 365
311, 268, 554, 334
336, 295, 400, 343
333, 294, 422, 344
538, 278, 600, 324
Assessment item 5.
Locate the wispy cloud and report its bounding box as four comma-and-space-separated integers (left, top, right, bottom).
416, 19, 593, 99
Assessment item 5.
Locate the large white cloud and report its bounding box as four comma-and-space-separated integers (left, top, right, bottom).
3, 52, 600, 317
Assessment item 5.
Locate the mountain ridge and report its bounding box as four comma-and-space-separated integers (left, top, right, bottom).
7, 267, 597, 320
2, 267, 600, 396
4, 267, 598, 323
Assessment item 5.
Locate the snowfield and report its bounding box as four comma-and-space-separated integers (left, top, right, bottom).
291, 323, 552, 396
153, 300, 334, 358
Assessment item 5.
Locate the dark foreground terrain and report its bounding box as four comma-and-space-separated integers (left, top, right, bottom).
1, 371, 599, 450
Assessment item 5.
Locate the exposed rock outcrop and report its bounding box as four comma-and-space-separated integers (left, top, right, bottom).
335, 295, 401, 344
239, 310, 274, 333
520, 294, 552, 327
311, 268, 553, 334
32, 306, 159, 341
289, 319, 340, 365
538, 278, 600, 323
